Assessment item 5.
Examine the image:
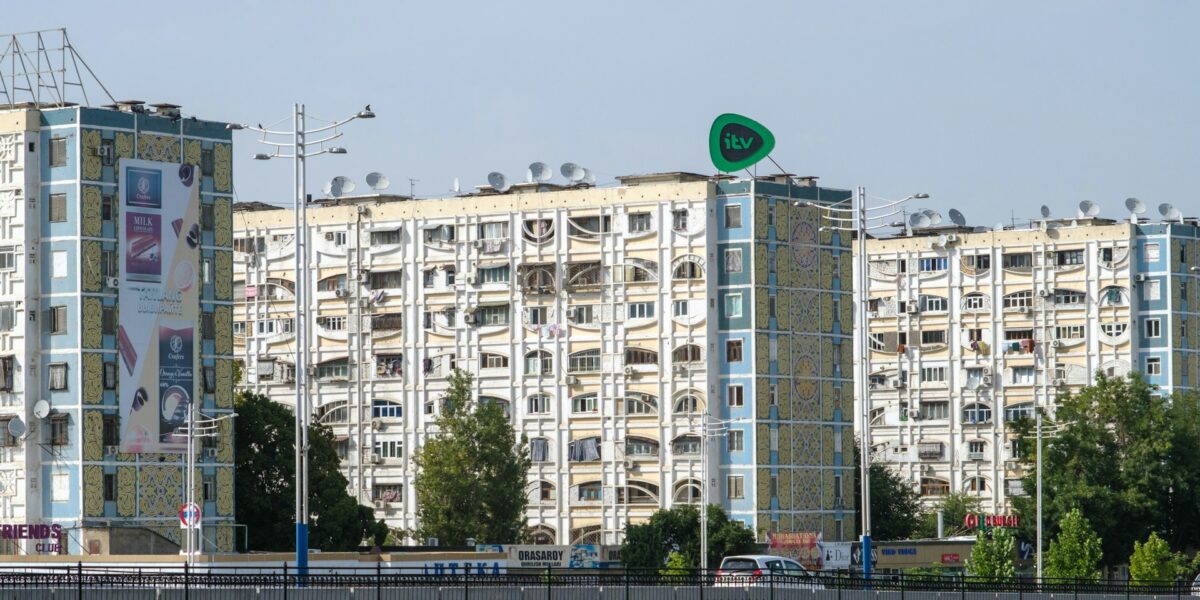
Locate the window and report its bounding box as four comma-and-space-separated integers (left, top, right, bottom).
920, 295, 947, 312
316, 359, 349, 380
920, 366, 947, 383
478, 221, 508, 240
527, 394, 551, 415
673, 435, 701, 455
1054, 325, 1085, 340
1056, 250, 1084, 266
49, 193, 67, 222
530, 438, 550, 462
767, 250, 777, 275
1053, 290, 1086, 306
626, 437, 658, 457
567, 216, 611, 238
921, 478, 950, 496
571, 304, 595, 325
1145, 318, 1162, 339
48, 414, 69, 445
476, 305, 509, 326
373, 484, 404, 503
0, 247, 14, 271
375, 353, 403, 377
673, 260, 703, 279
965, 477, 988, 493
624, 392, 658, 415
568, 350, 601, 373
673, 394, 700, 414
480, 265, 510, 283
0, 304, 14, 332
1146, 357, 1162, 376
317, 274, 347, 292
727, 476, 745, 500
568, 438, 601, 462
627, 302, 655, 319
422, 269, 435, 288
373, 440, 403, 459
962, 403, 992, 424
100, 414, 120, 446
723, 249, 743, 274
103, 473, 117, 502
578, 482, 602, 500
481, 353, 508, 370
537, 481, 556, 502
724, 293, 743, 318
369, 271, 402, 289
49, 250, 67, 279
1101, 323, 1128, 338
1002, 253, 1033, 269
726, 340, 743, 362
728, 430, 744, 452
628, 212, 652, 233
329, 231, 347, 246
526, 306, 547, 326
1005, 403, 1035, 421
768, 339, 778, 362
370, 229, 401, 245
724, 205, 742, 229
769, 383, 778, 406
200, 312, 215, 340
1145, 279, 1161, 301
1003, 291, 1033, 309
372, 399, 403, 419
921, 330, 946, 345
525, 350, 552, 375
624, 348, 658, 365
51, 472, 69, 503
963, 254, 991, 270
963, 293, 987, 311
728, 384, 744, 407
1011, 366, 1035, 385
672, 209, 688, 231
48, 362, 67, 390
920, 401, 949, 420
49, 137, 67, 166
1145, 242, 1160, 261
317, 315, 346, 331
1004, 329, 1034, 341
768, 294, 777, 318
672, 300, 689, 318
919, 257, 947, 272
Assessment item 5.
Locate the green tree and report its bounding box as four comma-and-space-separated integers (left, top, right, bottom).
621, 504, 757, 569
1043, 508, 1103, 582
234, 391, 385, 551
413, 370, 531, 545
916, 493, 981, 539
852, 445, 923, 540
660, 551, 689, 577
965, 528, 1016, 581
1012, 374, 1200, 565
1129, 532, 1188, 586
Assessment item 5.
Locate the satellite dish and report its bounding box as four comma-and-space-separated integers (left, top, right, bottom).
7, 416, 25, 439
321, 181, 333, 196
365, 172, 390, 191
529, 162, 551, 183
1160, 203, 1182, 222
1040, 205, 1051, 219
909, 212, 931, 229
560, 162, 585, 182
949, 209, 966, 227
32, 400, 50, 420
1125, 197, 1146, 214
487, 172, 511, 193
937, 233, 948, 247
581, 169, 596, 185
928, 211, 943, 226
329, 176, 356, 198
1078, 200, 1099, 217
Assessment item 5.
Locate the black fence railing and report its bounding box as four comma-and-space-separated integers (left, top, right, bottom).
0, 564, 1194, 596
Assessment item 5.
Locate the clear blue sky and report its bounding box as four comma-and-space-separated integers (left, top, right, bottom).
9, 1, 1199, 227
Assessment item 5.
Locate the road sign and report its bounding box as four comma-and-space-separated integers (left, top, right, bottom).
849, 542, 879, 567
179, 502, 201, 529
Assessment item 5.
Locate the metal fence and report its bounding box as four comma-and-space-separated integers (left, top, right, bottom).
0, 566, 1195, 600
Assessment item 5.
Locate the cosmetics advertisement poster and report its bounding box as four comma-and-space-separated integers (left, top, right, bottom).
118, 158, 200, 453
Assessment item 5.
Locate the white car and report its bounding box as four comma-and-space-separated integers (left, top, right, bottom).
714, 555, 823, 589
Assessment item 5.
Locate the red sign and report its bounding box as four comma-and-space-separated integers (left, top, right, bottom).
963, 514, 1019, 529
768, 532, 823, 571
179, 502, 201, 529
941, 553, 961, 563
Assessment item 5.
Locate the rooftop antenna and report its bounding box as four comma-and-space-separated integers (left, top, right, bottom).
560, 162, 585, 183
1078, 200, 1100, 218
329, 176, 356, 198
0, 29, 116, 108
487, 171, 511, 193
949, 208, 967, 227
1125, 197, 1146, 223
365, 172, 390, 192
408, 178, 418, 198
528, 162, 552, 183
1159, 202, 1183, 223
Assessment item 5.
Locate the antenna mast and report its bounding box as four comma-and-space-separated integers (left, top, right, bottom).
0, 29, 116, 108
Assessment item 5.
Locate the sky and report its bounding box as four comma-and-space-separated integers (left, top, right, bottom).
7, 1, 1199, 228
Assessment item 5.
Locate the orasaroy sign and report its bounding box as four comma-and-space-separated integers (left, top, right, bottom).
963, 514, 1020, 529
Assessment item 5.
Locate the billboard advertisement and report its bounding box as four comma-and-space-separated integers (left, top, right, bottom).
118, 158, 201, 453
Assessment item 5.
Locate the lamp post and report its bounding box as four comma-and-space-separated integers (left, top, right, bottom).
1035, 408, 1064, 580
698, 416, 744, 571
227, 104, 374, 576
178, 410, 237, 563
805, 188, 926, 580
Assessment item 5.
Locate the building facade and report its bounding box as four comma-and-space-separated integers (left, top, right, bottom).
856, 215, 1198, 513
0, 103, 236, 555
233, 172, 857, 544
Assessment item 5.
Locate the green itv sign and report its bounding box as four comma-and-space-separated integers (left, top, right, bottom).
708, 113, 776, 172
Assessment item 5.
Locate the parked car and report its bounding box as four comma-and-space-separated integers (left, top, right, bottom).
714, 555, 823, 589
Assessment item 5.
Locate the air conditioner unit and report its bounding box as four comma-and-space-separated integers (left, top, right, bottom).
466, 273, 479, 285
565, 376, 579, 385
623, 457, 635, 469
473, 240, 485, 249
105, 277, 119, 288
674, 365, 687, 375
325, 232, 335, 241
891, 379, 905, 389
1045, 250, 1056, 258
374, 500, 386, 509
357, 205, 369, 215
624, 366, 635, 375
105, 445, 119, 455
368, 453, 382, 464
982, 366, 992, 375
1038, 289, 1051, 297
371, 419, 383, 431
463, 312, 477, 324
945, 234, 958, 243
1053, 378, 1067, 387
334, 288, 347, 298
1135, 274, 1148, 282
94, 146, 112, 158
359, 272, 369, 283
565, 307, 577, 319
201, 448, 217, 460
905, 301, 919, 314
1018, 306, 1030, 314
907, 408, 922, 420
1051, 339, 1061, 348
981, 375, 993, 386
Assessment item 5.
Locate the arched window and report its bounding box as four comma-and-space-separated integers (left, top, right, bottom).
317, 401, 348, 424
673, 479, 702, 504
962, 403, 992, 424
625, 436, 659, 457
920, 477, 950, 496
479, 396, 510, 418
672, 435, 701, 456
576, 481, 603, 501
1004, 403, 1034, 421
625, 348, 658, 365
672, 345, 703, 364
673, 393, 702, 414
527, 394, 551, 415
571, 525, 602, 545
624, 392, 658, 415
961, 292, 990, 312
317, 273, 347, 292
537, 481, 557, 503
673, 259, 704, 280
1002, 291, 1033, 310
371, 399, 402, 419
568, 349, 601, 373
528, 525, 556, 545
618, 482, 660, 505
525, 350, 552, 375
571, 393, 598, 414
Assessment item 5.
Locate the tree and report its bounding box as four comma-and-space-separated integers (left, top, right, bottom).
1043, 509, 1103, 582
234, 391, 385, 551
621, 504, 757, 569
1012, 374, 1200, 565
965, 528, 1015, 581
413, 370, 531, 545
852, 444, 924, 540
916, 493, 981, 539
1129, 532, 1188, 586
660, 551, 689, 577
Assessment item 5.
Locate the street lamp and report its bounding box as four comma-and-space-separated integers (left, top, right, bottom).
1035, 408, 1064, 580
698, 416, 745, 571
802, 189, 926, 580
177, 410, 237, 563
227, 104, 374, 577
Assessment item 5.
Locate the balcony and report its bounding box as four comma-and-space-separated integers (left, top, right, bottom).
917, 442, 944, 460
967, 451, 985, 461
565, 262, 603, 291
518, 264, 556, 295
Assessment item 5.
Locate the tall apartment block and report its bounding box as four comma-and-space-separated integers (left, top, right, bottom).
233, 172, 857, 544
0, 102, 236, 555
856, 213, 1199, 512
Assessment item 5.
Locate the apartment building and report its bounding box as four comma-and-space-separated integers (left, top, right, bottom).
233, 172, 857, 544
856, 214, 1199, 512
0, 103, 236, 554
